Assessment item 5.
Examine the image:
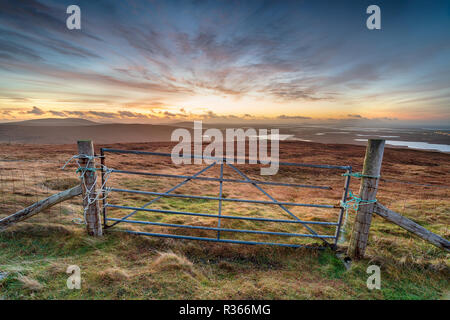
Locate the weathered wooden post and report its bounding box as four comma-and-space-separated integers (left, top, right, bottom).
77, 140, 102, 236
347, 139, 385, 259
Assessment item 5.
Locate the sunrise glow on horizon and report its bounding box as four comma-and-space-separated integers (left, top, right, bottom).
1, 0, 449, 125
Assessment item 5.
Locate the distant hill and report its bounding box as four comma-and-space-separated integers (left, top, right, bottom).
169, 121, 195, 128
1, 118, 100, 126
0, 121, 192, 144
1, 118, 449, 151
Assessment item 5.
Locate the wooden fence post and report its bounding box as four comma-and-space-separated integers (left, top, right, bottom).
77, 140, 102, 236
0, 185, 82, 230
347, 139, 385, 259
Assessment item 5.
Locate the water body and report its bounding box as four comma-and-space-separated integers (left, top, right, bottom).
354, 139, 450, 153
356, 134, 400, 138
204, 134, 293, 141
289, 138, 312, 142
251, 134, 294, 140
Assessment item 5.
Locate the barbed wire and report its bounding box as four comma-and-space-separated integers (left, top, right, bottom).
62, 154, 112, 225
380, 178, 450, 189
341, 171, 449, 189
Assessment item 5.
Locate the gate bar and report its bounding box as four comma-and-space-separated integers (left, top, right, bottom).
101, 148, 351, 170
121, 230, 327, 249
105, 218, 335, 238
108, 188, 335, 209
334, 167, 352, 246
105, 204, 338, 225
217, 162, 224, 240
109, 169, 332, 190
107, 162, 217, 227
100, 148, 107, 229
227, 163, 330, 246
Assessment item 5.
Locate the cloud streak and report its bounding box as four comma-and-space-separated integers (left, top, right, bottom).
0, 0, 449, 124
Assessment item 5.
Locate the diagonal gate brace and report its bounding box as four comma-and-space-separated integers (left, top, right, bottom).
226, 163, 331, 246
107, 162, 217, 227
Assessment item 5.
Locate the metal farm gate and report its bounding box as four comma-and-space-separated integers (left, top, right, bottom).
100, 148, 352, 249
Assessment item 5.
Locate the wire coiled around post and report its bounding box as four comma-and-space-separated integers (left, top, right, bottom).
62, 154, 112, 225
338, 191, 378, 244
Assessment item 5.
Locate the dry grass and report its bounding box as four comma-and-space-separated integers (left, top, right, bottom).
17, 275, 43, 291
98, 268, 130, 283
0, 141, 448, 300
152, 251, 194, 272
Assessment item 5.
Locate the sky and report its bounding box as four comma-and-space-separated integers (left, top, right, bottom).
0, 0, 449, 125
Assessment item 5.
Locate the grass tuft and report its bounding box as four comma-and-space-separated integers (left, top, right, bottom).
98, 268, 130, 284
17, 275, 43, 291
152, 250, 195, 273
